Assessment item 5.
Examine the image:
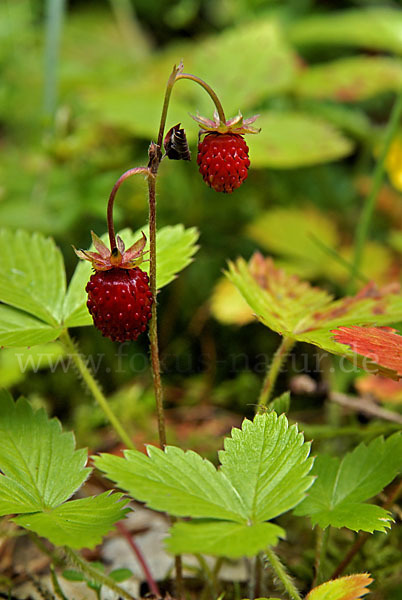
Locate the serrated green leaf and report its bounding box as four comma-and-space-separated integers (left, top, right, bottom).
0, 230, 66, 325
226, 253, 402, 377
63, 225, 199, 328
289, 8, 402, 54
294, 434, 402, 532
219, 413, 313, 522
94, 445, 246, 522
0, 392, 90, 515
96, 412, 313, 558
248, 111, 353, 169
295, 57, 402, 102
166, 521, 285, 559
0, 305, 62, 347
14, 492, 129, 549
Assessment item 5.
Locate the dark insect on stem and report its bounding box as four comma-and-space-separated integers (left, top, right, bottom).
163, 123, 191, 161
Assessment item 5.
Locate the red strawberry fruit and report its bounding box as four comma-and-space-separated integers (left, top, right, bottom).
192, 111, 260, 193
197, 133, 250, 193
86, 268, 152, 342
74, 231, 152, 342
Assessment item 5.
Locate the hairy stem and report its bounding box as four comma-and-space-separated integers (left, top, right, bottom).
64, 547, 135, 600
257, 337, 295, 412
116, 522, 160, 597
264, 547, 302, 600
60, 331, 134, 450
351, 88, 402, 286
107, 167, 149, 251
313, 527, 330, 587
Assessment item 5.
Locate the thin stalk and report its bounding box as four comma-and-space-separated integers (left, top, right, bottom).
60, 331, 134, 450
264, 547, 302, 600
43, 0, 66, 120
351, 88, 402, 286
313, 527, 330, 587
147, 162, 166, 449
176, 73, 226, 124
116, 522, 160, 597
257, 337, 295, 412
64, 547, 135, 600
156, 65, 227, 149
107, 167, 149, 251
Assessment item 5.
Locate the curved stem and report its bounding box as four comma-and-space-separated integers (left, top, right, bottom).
351, 87, 402, 287
264, 547, 302, 600
60, 331, 134, 450
156, 65, 226, 149
64, 547, 136, 600
107, 167, 149, 250
257, 337, 295, 413
176, 73, 226, 124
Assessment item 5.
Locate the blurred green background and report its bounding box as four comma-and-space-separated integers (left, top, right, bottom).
1, 0, 402, 449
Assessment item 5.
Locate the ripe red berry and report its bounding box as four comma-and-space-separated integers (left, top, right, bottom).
86, 267, 152, 342
197, 133, 250, 193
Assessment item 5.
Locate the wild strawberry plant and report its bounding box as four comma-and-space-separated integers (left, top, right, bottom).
0, 62, 401, 600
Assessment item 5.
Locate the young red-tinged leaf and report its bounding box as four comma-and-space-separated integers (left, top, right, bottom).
332, 326, 402, 380
306, 573, 373, 600
226, 253, 402, 378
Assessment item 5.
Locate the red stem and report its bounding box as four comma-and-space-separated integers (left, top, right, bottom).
116, 521, 161, 597
107, 167, 149, 250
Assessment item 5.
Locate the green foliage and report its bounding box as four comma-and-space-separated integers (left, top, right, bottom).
295, 57, 402, 102
306, 573, 373, 600
248, 112, 354, 169
289, 8, 402, 54
0, 343, 66, 387
0, 226, 199, 343
0, 391, 128, 548
294, 434, 402, 533
0, 230, 65, 325
226, 253, 402, 377
95, 412, 314, 558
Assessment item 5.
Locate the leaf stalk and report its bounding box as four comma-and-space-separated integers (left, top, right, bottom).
257, 337, 295, 412
264, 547, 302, 600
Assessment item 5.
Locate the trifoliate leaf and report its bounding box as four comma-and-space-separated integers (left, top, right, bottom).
0, 392, 89, 515
332, 327, 402, 380
248, 111, 353, 169
14, 492, 129, 549
290, 8, 402, 55
219, 413, 314, 522
166, 521, 285, 559
226, 253, 402, 378
306, 573, 373, 600
294, 434, 402, 532
0, 392, 127, 548
295, 57, 402, 102
96, 412, 314, 558
94, 445, 246, 522
0, 304, 62, 347
0, 230, 66, 325
63, 225, 199, 328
